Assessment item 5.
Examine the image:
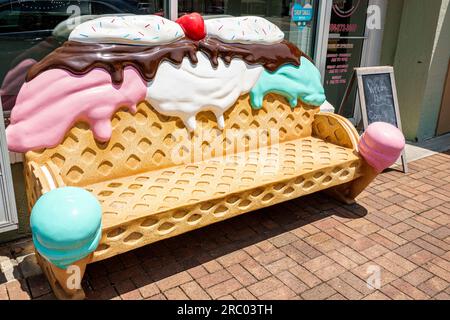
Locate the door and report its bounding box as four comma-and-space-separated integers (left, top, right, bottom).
0, 100, 18, 233
437, 60, 450, 136
0, 176, 14, 232
323, 0, 370, 118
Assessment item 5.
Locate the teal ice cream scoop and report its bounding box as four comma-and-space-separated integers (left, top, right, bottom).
30, 187, 102, 269
250, 57, 326, 109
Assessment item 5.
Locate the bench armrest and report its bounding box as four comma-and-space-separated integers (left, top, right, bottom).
314, 116, 406, 204
312, 112, 360, 150
25, 160, 66, 210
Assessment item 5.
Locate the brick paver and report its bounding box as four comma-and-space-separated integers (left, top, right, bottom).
1, 151, 450, 300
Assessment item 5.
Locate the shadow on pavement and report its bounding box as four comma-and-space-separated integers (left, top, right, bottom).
82, 192, 368, 299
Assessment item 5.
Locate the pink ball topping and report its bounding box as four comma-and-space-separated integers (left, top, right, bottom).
358, 122, 406, 173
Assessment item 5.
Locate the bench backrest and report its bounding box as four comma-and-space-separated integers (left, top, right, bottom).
25, 94, 319, 187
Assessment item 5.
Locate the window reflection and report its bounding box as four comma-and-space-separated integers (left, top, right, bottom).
0, 0, 319, 127
0, 0, 165, 125
178, 0, 319, 57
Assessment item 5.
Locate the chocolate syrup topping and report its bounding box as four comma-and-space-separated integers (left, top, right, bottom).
27, 38, 311, 85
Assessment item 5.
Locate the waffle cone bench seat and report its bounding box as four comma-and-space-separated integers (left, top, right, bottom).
7, 14, 406, 300
23, 95, 388, 299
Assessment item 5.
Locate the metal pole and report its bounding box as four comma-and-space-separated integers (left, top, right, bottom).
168, 0, 178, 20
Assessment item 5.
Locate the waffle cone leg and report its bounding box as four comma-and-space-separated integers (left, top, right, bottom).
30, 187, 102, 300
348, 164, 378, 200
328, 122, 405, 204
325, 185, 358, 205
325, 163, 378, 205
36, 252, 89, 300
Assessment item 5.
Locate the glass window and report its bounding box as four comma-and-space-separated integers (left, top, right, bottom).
324, 0, 369, 117
0, 0, 166, 125
178, 0, 320, 57
0, 0, 320, 128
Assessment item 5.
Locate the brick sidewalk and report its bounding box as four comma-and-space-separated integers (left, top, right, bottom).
1, 151, 449, 300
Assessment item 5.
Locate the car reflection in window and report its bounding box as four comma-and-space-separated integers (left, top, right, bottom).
0, 0, 164, 125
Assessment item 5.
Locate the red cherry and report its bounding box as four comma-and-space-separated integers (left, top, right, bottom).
176, 12, 206, 41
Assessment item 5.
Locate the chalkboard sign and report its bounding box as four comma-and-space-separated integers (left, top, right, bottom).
337, 66, 408, 173
354, 67, 401, 128
361, 73, 398, 126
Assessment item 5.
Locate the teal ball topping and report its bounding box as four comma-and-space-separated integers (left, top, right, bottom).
31, 187, 102, 269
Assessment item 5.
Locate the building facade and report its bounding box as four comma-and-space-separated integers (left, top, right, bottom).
0, 0, 449, 239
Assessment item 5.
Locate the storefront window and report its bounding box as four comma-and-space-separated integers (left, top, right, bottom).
0, 0, 166, 125
323, 0, 369, 117
178, 0, 320, 57
1, 0, 321, 128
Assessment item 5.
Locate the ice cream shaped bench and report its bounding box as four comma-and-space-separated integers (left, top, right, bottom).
6, 13, 405, 299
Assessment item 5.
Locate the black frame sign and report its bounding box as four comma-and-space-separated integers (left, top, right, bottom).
339, 66, 408, 173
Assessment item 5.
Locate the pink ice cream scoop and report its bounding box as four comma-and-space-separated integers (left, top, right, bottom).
358, 122, 406, 173
6, 67, 147, 153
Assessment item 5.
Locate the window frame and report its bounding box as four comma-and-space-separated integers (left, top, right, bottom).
0, 99, 18, 233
